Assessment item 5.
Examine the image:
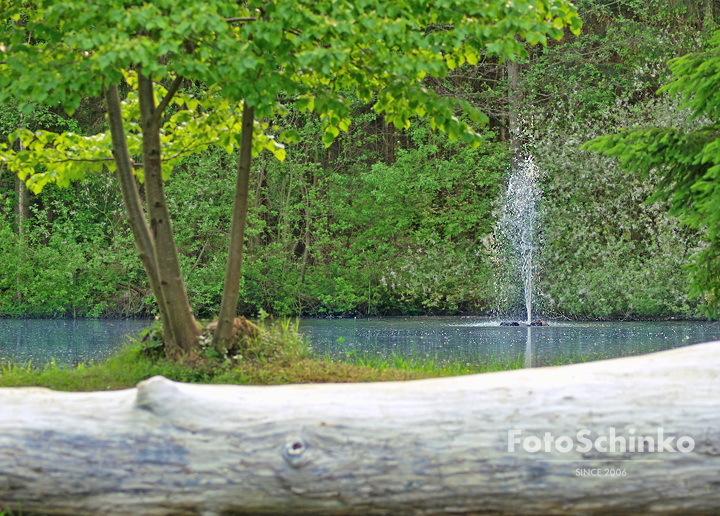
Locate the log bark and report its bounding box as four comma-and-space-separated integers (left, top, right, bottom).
1, 342, 720, 516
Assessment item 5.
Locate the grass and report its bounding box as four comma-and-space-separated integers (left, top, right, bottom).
0, 318, 588, 391
331, 349, 527, 375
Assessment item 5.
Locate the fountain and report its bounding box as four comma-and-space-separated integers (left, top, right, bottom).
497, 154, 545, 326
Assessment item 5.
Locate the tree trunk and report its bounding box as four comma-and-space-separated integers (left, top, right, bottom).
105, 84, 174, 348
14, 119, 31, 301
215, 101, 255, 352
137, 72, 199, 356
14, 173, 30, 227
384, 120, 395, 164
705, 0, 715, 30
278, 162, 294, 253
300, 182, 311, 284
2, 341, 720, 516
14, 115, 31, 229
250, 166, 265, 249
507, 59, 522, 165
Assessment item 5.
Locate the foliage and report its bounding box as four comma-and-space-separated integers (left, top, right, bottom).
514, 2, 709, 319
0, 178, 137, 317
532, 103, 703, 319
0, 109, 511, 318
583, 29, 720, 317
0, 0, 582, 185
0, 100, 80, 138
234, 118, 509, 316
0, 74, 286, 194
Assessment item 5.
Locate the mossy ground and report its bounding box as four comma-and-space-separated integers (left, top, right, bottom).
0, 318, 581, 391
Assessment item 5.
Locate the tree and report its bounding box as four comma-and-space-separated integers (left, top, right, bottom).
583, 29, 720, 317
0, 0, 581, 356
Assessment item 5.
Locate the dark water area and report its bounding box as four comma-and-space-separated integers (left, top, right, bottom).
0, 319, 151, 368
298, 317, 720, 367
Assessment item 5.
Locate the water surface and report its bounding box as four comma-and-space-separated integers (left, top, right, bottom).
2, 317, 717, 369
0, 319, 150, 367
298, 317, 720, 367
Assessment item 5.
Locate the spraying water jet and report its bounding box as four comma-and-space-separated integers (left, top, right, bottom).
498, 154, 544, 326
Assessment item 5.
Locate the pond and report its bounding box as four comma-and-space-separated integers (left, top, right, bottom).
1, 317, 719, 369
297, 317, 720, 367
0, 318, 151, 368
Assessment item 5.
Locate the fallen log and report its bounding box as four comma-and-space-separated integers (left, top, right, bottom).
1, 341, 720, 516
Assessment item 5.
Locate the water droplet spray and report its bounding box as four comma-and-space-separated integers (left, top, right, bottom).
499, 154, 542, 324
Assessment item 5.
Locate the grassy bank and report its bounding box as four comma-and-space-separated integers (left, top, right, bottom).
0, 318, 548, 391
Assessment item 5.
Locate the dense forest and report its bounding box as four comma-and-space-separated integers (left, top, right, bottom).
0, 0, 717, 320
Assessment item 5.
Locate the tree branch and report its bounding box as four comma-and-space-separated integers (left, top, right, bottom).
225, 17, 256, 23
186, 237, 211, 279
45, 157, 145, 169
153, 75, 184, 127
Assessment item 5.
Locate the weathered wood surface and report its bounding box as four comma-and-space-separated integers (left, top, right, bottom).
1, 341, 720, 516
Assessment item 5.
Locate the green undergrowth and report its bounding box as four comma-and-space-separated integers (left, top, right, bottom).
0, 318, 555, 391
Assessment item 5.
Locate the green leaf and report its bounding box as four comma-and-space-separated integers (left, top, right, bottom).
322, 131, 336, 147
280, 129, 301, 143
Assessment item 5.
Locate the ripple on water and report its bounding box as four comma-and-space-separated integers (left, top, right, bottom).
0, 319, 151, 368
298, 317, 720, 367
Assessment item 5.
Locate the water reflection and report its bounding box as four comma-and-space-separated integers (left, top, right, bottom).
299, 317, 720, 367
0, 319, 151, 367
525, 327, 532, 368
